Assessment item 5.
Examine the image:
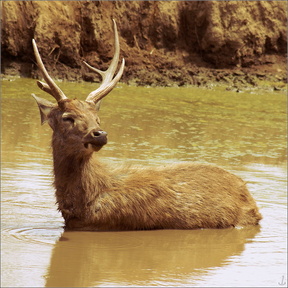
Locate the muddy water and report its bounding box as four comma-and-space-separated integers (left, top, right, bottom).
1, 78, 287, 287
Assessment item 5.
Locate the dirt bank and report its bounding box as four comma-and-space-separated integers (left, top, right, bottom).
1, 1, 287, 90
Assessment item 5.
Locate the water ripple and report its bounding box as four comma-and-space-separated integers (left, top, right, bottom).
4, 227, 62, 246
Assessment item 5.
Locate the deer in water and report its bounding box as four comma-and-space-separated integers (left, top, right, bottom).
32, 20, 262, 231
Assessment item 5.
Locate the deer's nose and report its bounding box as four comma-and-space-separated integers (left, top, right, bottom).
92, 130, 107, 138
83, 129, 108, 151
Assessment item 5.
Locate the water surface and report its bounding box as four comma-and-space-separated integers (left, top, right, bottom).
1, 78, 287, 287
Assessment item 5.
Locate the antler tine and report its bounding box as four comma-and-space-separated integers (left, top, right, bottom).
32, 39, 67, 102
84, 19, 125, 104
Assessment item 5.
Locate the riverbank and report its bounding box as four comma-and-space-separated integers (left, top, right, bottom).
2, 1, 287, 91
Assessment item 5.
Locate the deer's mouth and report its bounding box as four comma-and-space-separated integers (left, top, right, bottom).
84, 142, 106, 152
82, 130, 108, 152
83, 138, 107, 151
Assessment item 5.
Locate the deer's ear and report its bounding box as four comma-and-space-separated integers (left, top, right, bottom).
32, 94, 56, 125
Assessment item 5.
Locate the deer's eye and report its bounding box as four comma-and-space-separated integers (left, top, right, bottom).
62, 116, 75, 124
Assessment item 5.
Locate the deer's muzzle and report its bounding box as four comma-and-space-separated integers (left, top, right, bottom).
82, 129, 108, 151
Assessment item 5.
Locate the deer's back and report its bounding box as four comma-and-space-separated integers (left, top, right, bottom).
77, 163, 262, 231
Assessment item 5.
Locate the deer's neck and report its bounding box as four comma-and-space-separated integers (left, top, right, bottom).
52, 145, 115, 220
53, 149, 113, 191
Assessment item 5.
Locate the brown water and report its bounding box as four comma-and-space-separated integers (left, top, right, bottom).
1, 78, 287, 287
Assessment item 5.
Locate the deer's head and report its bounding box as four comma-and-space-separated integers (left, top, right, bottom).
32, 20, 125, 155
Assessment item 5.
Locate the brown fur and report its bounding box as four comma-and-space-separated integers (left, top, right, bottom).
34, 98, 262, 231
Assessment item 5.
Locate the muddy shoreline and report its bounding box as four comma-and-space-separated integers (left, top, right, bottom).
3, 58, 286, 92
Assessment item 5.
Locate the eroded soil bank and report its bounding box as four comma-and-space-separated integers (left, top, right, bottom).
1, 1, 287, 90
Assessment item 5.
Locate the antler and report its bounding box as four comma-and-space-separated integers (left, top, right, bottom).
32, 39, 67, 102
84, 19, 125, 105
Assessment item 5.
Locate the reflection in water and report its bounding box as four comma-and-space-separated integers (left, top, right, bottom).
46, 227, 260, 287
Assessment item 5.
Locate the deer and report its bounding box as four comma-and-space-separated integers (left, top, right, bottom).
31, 20, 262, 231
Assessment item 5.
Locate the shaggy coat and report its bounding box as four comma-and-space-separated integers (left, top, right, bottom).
34, 98, 262, 231
32, 20, 262, 231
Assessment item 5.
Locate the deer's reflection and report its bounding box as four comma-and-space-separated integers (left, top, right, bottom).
46, 226, 260, 287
